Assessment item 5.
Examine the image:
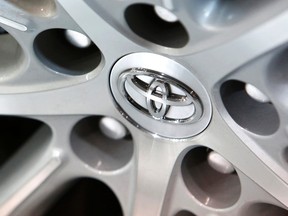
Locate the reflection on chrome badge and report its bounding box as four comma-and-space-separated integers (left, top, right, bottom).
120, 68, 203, 123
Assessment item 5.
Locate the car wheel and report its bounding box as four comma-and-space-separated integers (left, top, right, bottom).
1, 0, 288, 215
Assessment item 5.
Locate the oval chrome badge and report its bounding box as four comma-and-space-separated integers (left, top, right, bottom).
110, 53, 212, 138
120, 68, 203, 123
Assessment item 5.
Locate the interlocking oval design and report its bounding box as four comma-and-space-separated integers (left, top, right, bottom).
120, 68, 203, 123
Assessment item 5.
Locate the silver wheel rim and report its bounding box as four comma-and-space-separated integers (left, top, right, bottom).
1, 0, 288, 215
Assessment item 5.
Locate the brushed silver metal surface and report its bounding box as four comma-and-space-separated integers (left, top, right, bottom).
0, 0, 288, 215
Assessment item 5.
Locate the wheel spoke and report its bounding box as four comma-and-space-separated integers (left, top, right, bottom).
183, 10, 288, 88
132, 133, 185, 215
0, 70, 116, 116
58, 0, 143, 59
200, 110, 288, 206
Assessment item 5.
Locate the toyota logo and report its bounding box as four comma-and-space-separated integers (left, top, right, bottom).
110, 53, 211, 138
120, 68, 203, 123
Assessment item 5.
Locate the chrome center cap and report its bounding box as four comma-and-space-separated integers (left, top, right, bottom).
110, 53, 212, 138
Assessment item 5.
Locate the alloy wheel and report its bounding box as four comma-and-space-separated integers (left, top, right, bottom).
0, 0, 288, 215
